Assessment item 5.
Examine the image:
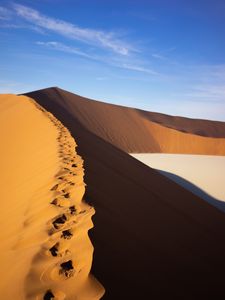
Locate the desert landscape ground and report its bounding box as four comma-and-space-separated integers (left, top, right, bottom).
15, 87, 224, 299
1, 1, 225, 299
0, 88, 225, 299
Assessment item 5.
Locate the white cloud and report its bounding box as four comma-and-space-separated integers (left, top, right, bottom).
13, 4, 132, 55
0, 80, 35, 94
0, 6, 11, 20
184, 84, 225, 101
0, 23, 46, 34
96, 77, 108, 81
36, 40, 158, 76
121, 63, 158, 75
152, 53, 165, 60
36, 41, 97, 59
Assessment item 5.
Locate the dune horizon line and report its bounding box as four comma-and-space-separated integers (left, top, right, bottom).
25, 87, 225, 156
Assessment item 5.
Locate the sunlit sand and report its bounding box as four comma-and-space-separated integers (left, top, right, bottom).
0, 94, 104, 300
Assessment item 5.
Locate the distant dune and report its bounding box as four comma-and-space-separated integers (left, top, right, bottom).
0, 94, 104, 300
26, 87, 225, 155
25, 87, 225, 299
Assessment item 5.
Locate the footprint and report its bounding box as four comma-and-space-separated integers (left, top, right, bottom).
63, 167, 70, 172
50, 199, 60, 206
50, 184, 59, 191
61, 229, 73, 240
59, 260, 74, 278
43, 290, 54, 300
69, 206, 76, 215
52, 214, 67, 229
49, 243, 59, 257
63, 193, 70, 199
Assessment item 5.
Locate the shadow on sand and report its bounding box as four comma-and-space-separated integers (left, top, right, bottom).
158, 169, 225, 213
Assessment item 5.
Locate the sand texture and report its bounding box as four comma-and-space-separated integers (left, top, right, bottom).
132, 153, 225, 212
25, 87, 225, 155
26, 87, 225, 299
0, 94, 104, 300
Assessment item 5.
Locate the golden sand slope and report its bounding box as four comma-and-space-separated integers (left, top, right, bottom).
0, 94, 104, 300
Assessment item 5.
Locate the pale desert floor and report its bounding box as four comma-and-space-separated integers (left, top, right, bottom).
131, 154, 225, 212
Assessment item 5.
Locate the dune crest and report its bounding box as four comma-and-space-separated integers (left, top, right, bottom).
0, 95, 104, 300
25, 87, 225, 155
25, 87, 225, 298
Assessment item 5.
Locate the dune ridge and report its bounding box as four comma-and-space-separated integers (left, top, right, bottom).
25, 87, 225, 299
0, 95, 104, 299
25, 87, 225, 155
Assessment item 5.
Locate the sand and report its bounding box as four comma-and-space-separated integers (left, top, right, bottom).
131, 154, 225, 212
26, 87, 225, 299
0, 94, 104, 300
25, 87, 225, 155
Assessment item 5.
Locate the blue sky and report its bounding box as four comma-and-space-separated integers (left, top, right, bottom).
1, 0, 225, 120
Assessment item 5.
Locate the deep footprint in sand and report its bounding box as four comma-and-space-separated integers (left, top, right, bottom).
61, 229, 73, 240
43, 290, 54, 300
63, 193, 70, 199
59, 260, 74, 278
43, 290, 65, 300
52, 214, 67, 229
49, 243, 59, 257
50, 198, 69, 208
69, 206, 76, 215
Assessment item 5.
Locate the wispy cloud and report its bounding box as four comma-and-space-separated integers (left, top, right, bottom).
121, 63, 158, 75
0, 80, 35, 94
152, 47, 176, 60
36, 41, 97, 59
183, 84, 225, 102
152, 53, 165, 60
0, 23, 46, 34
96, 77, 108, 81
0, 6, 11, 20
13, 3, 132, 55
36, 40, 158, 75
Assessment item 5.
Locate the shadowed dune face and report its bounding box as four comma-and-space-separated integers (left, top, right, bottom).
25, 87, 225, 155
26, 87, 225, 299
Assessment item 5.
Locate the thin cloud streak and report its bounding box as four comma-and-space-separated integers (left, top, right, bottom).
36, 41, 97, 60
36, 40, 158, 75
121, 63, 158, 75
0, 6, 11, 20
13, 3, 132, 55
183, 85, 225, 102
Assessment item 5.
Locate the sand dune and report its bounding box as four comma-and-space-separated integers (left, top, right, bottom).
0, 94, 104, 299
26, 87, 225, 299
25, 87, 225, 155
131, 153, 225, 212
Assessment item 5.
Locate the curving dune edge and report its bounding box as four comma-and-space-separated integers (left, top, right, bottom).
0, 94, 104, 300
